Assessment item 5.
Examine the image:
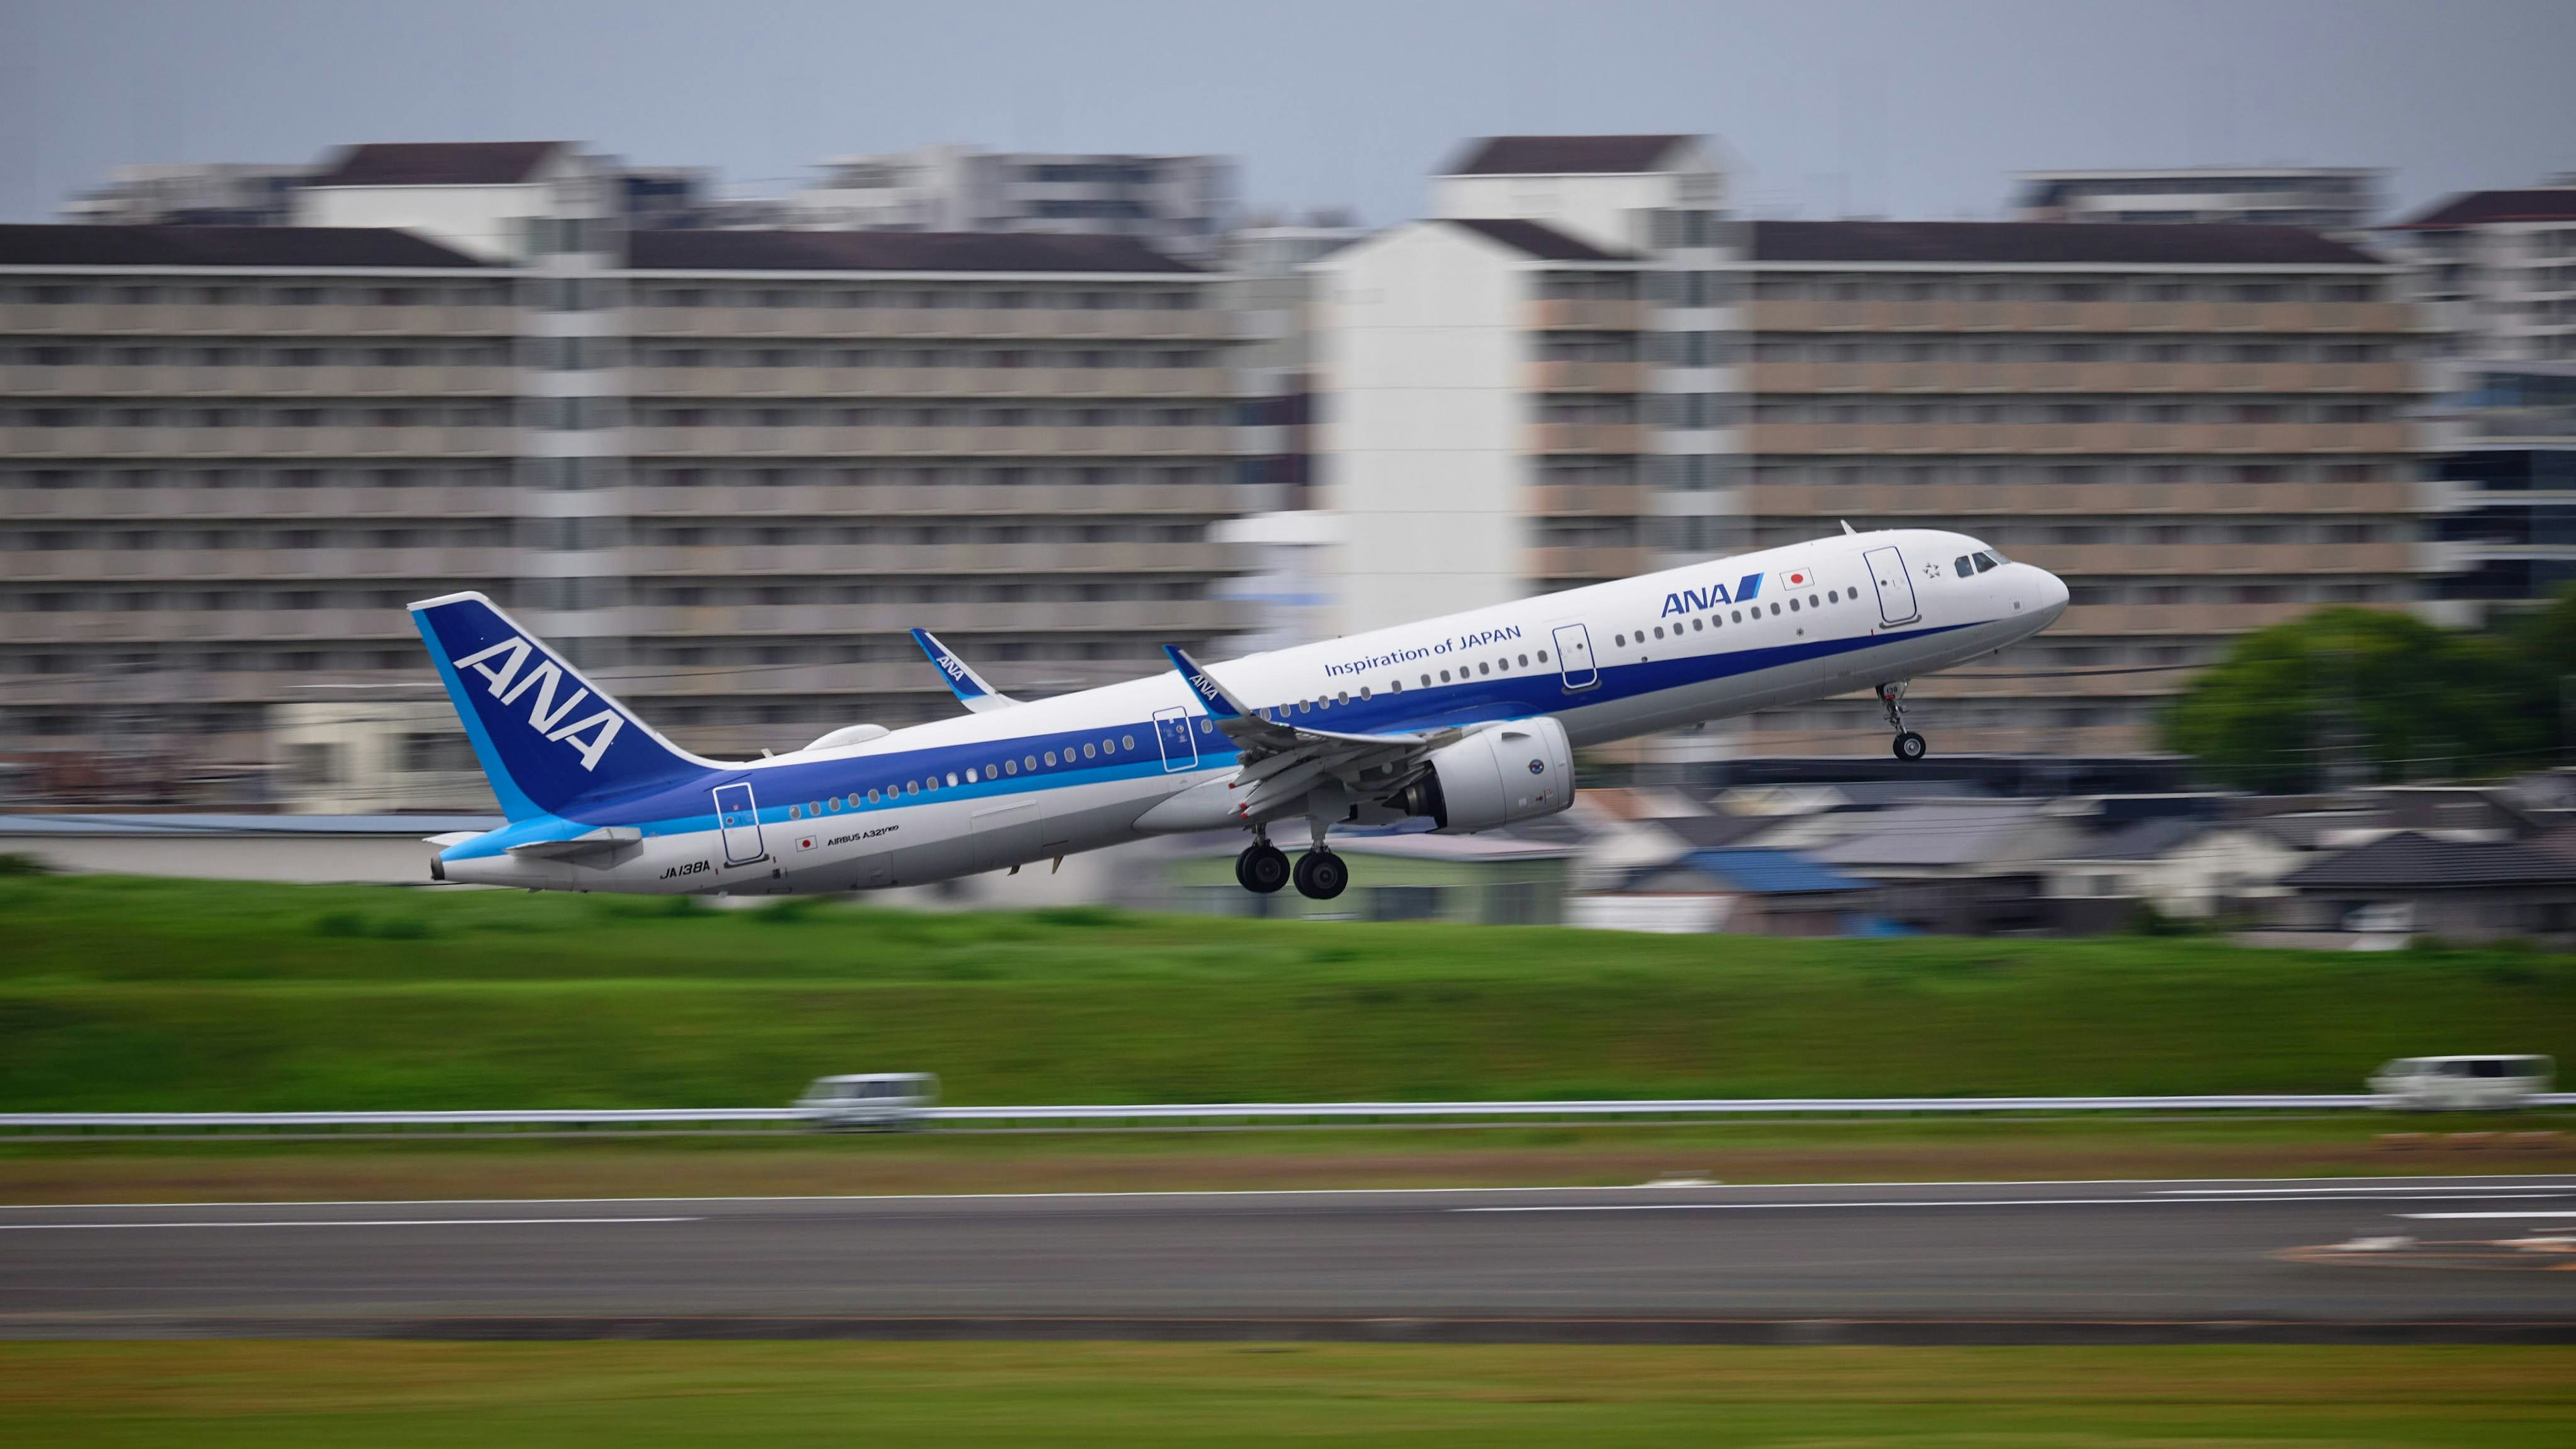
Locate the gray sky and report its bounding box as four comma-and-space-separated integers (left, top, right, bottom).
3, 0, 2570, 227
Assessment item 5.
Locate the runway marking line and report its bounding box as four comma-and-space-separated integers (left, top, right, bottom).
0, 1216, 700, 1231
1, 1175, 2568, 1214
2405, 1210, 2576, 1220
1460, 1192, 2573, 1214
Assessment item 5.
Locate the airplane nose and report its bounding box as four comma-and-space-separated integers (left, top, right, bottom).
2033, 566, 2070, 620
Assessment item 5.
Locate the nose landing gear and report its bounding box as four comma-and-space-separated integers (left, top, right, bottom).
1878, 681, 1928, 762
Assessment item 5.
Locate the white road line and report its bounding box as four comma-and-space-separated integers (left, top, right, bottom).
1458, 1193, 2569, 1214
2402, 1210, 2576, 1220
1, 1175, 2568, 1214
2165, 1185, 2576, 1196
0, 1216, 700, 1231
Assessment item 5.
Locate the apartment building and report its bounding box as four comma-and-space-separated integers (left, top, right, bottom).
0, 146, 1248, 806
2015, 168, 2381, 233
790, 148, 1236, 262
1735, 220, 2422, 755
2374, 183, 2576, 616
2381, 182, 2576, 364
1314, 136, 1735, 642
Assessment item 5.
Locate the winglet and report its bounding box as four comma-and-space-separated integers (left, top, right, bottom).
911, 628, 1021, 714
1162, 644, 1248, 720
1841, 519, 1857, 535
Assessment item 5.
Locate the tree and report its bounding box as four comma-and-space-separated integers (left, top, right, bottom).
2159, 607, 2548, 793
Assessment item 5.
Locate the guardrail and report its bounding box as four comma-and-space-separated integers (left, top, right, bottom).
5, 1093, 2571, 1134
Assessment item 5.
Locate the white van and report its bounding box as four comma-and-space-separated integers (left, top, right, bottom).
2369, 1055, 2555, 1111
796, 1072, 941, 1130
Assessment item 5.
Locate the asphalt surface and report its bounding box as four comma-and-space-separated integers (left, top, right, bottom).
5, 1175, 2573, 1342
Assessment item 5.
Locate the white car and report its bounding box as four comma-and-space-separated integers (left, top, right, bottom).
2369, 1055, 2555, 1111
796, 1073, 940, 1130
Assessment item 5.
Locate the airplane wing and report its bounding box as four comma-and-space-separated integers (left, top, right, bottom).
910, 628, 1022, 714
1162, 645, 1465, 821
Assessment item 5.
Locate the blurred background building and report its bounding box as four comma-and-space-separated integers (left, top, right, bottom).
2013, 167, 2382, 234
3, 140, 1248, 809
2381, 178, 2576, 618
784, 147, 1236, 262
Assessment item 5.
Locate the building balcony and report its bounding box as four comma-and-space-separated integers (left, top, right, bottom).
626, 305, 1234, 341
1525, 482, 1651, 517
1523, 299, 1648, 332
6, 484, 522, 520
1525, 545, 1653, 580
1747, 360, 2420, 394
1746, 299, 2419, 335
623, 540, 1239, 576
628, 365, 1234, 400
1523, 360, 1649, 394
0, 364, 518, 396
1749, 478, 2418, 518
1524, 421, 1652, 455
629, 480, 1245, 519
0, 425, 518, 458
0, 303, 518, 336
1746, 420, 2413, 455
627, 423, 1239, 458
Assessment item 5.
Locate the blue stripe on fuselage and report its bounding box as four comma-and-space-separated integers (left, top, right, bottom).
490, 617, 1984, 851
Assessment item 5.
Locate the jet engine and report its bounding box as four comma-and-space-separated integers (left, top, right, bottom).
1387, 716, 1574, 833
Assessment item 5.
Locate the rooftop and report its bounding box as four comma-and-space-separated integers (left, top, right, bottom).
0, 224, 488, 269
1649, 848, 1873, 896
1442, 217, 1638, 262
1442, 134, 1697, 177
2282, 830, 2576, 890
2390, 188, 2576, 229
311, 142, 570, 189
1748, 219, 2379, 267
625, 229, 1203, 274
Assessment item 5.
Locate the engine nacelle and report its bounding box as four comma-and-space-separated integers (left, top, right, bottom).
1389, 716, 1574, 833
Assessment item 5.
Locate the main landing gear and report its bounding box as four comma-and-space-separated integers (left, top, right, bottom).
1878, 680, 1928, 763
1234, 826, 1349, 901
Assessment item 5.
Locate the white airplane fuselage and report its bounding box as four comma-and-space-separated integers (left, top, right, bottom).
420, 528, 2068, 896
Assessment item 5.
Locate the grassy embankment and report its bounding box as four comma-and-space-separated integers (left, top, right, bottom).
2, 1342, 2572, 1447
5, 872, 2573, 1110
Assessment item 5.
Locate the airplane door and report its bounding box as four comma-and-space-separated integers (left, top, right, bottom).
712, 782, 765, 864
1152, 706, 1199, 772
1551, 624, 1599, 691
1863, 546, 1921, 625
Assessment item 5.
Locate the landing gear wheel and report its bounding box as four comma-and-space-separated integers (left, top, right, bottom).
1892, 730, 1927, 763
1292, 849, 1348, 901
1236, 841, 1291, 894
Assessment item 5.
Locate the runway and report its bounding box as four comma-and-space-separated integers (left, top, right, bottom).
5, 1176, 2573, 1342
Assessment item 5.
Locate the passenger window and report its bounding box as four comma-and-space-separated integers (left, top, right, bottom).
2472, 1059, 2506, 1079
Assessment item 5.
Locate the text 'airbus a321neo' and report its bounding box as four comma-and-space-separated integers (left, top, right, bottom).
413, 527, 2068, 902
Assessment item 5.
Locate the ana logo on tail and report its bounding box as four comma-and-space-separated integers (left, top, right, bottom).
450, 635, 626, 771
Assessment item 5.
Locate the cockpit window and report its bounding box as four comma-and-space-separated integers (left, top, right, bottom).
1954, 555, 1973, 576
1972, 551, 2000, 573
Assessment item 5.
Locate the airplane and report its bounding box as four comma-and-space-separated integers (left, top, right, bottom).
412, 527, 2068, 900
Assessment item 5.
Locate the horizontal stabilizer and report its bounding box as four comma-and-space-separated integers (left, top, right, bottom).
506, 825, 643, 859
911, 629, 1021, 714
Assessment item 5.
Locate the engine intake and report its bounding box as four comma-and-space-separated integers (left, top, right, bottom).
1390, 716, 1574, 833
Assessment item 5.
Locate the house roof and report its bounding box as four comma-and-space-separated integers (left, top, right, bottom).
1748, 219, 2379, 267
1441, 217, 1638, 262
1801, 800, 2061, 869
1673, 848, 1871, 895
1657, 814, 1778, 851
2282, 830, 2576, 890
2390, 189, 2576, 229
312, 141, 569, 188
0, 224, 488, 269
2055, 815, 2218, 862
1442, 135, 1696, 177
626, 229, 1202, 274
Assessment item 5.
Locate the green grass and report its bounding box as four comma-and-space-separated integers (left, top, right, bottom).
3, 873, 2572, 1110
3, 1343, 2572, 1446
